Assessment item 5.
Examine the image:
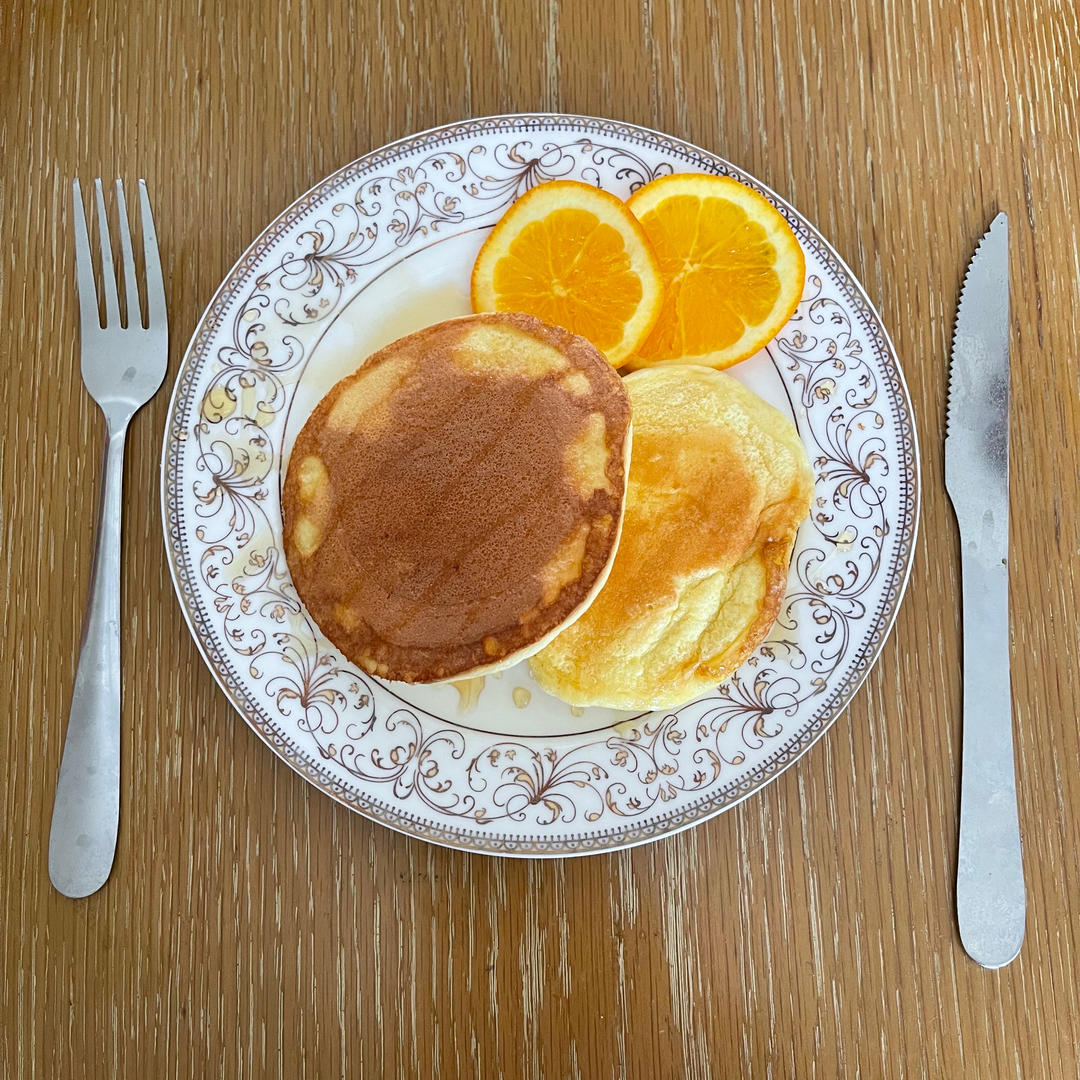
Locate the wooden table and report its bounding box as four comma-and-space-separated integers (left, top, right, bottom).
4, 2, 1079, 1076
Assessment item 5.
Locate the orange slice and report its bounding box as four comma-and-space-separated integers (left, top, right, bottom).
471, 180, 663, 367
625, 174, 805, 369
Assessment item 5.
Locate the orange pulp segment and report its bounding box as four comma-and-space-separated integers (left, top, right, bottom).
625, 173, 805, 369
471, 180, 663, 367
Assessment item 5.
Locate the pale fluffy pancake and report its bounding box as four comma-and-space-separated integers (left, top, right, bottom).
282, 313, 631, 683
530, 365, 813, 709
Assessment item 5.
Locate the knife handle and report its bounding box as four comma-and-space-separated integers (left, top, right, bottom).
955, 552, 1025, 968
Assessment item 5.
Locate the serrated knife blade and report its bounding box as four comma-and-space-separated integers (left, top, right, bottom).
945, 212, 1025, 969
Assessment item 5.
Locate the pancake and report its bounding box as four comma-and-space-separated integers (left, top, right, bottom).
282, 312, 632, 683
529, 365, 814, 710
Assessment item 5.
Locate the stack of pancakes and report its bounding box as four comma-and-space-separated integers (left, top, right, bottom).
283, 313, 813, 709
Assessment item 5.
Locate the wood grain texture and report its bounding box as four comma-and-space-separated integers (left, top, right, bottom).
3, 0, 1079, 1076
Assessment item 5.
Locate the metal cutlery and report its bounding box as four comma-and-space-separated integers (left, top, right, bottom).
48, 179, 168, 898
945, 211, 1025, 968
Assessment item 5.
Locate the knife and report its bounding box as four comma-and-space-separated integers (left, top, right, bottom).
945, 212, 1025, 968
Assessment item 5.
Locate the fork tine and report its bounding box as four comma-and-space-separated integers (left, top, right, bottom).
113, 179, 142, 329
72, 179, 101, 331
137, 180, 166, 328
93, 179, 120, 325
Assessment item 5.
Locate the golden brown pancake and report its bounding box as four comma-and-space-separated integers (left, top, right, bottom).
529, 365, 814, 710
282, 313, 632, 683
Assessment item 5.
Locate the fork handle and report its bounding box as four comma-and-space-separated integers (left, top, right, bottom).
49, 420, 128, 898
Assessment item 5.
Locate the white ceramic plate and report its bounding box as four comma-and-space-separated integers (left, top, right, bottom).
162, 114, 919, 855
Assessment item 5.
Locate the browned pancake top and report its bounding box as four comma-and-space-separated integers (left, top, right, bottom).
282, 313, 631, 682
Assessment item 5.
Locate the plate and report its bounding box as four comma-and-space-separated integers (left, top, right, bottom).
162, 114, 919, 856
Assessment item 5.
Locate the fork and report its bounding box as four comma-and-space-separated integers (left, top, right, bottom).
48, 179, 168, 898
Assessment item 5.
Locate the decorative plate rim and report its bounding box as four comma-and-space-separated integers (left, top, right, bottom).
161, 112, 921, 857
